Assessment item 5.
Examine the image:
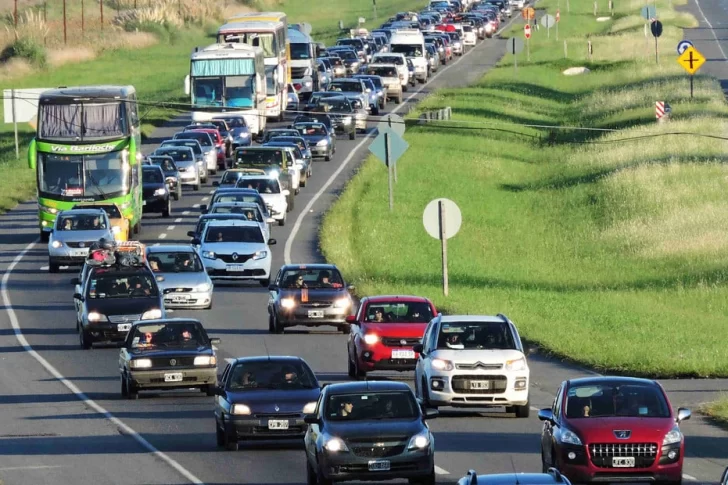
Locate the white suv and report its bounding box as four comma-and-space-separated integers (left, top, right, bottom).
236, 175, 289, 226
414, 314, 530, 417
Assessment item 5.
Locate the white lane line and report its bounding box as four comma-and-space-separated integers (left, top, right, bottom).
167, 225, 175, 231
435, 466, 450, 475
530, 406, 540, 412
153, 243, 161, 246
201, 197, 209, 201
282, 25, 517, 265
1, 241, 206, 485
192, 204, 200, 209
695, 0, 728, 59
683, 474, 697, 481
174, 218, 182, 223
183, 210, 190, 215
208, 189, 215, 194
158, 233, 167, 239
40, 266, 48, 271
225, 358, 236, 364
0, 465, 67, 471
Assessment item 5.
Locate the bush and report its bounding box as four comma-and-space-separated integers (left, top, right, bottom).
0, 37, 47, 67
122, 20, 180, 44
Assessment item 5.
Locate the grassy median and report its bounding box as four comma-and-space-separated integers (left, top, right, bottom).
321, 0, 728, 377
0, 0, 427, 213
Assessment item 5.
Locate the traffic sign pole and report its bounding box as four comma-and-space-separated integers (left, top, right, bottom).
385, 132, 393, 211
690, 74, 693, 99
438, 200, 448, 296
388, 117, 397, 183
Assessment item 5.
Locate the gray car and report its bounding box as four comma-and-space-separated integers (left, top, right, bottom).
160, 139, 208, 184
173, 131, 217, 177
48, 209, 114, 273
146, 245, 214, 310
153, 146, 201, 191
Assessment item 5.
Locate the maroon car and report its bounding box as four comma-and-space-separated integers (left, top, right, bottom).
538, 377, 691, 485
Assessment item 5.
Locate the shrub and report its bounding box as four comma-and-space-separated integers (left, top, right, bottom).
0, 37, 47, 67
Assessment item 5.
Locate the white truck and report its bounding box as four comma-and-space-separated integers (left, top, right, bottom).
288, 26, 320, 102
389, 29, 429, 84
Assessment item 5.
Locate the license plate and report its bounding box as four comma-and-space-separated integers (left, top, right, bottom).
308, 310, 324, 318
368, 460, 390, 472
268, 420, 289, 430
164, 373, 183, 382
117, 323, 131, 332
612, 457, 635, 467
71, 249, 88, 257
392, 350, 415, 359
172, 295, 190, 302
226, 264, 246, 272
470, 380, 490, 390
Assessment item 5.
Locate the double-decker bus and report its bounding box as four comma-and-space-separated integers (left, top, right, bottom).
185, 43, 267, 136
217, 14, 290, 121
28, 85, 144, 242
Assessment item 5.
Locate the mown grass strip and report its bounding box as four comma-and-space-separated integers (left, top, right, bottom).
321, 0, 728, 377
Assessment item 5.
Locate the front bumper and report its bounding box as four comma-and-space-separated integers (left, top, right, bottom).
143, 195, 168, 212
225, 413, 307, 439
276, 306, 349, 327
319, 448, 433, 481
310, 144, 331, 157
178, 169, 200, 185
83, 322, 129, 342
163, 290, 213, 309
358, 347, 418, 372
49, 246, 89, 264
203, 256, 271, 280
452, 44, 464, 54
128, 367, 217, 390
463, 35, 477, 46
293, 77, 314, 95
426, 371, 529, 407
414, 64, 428, 80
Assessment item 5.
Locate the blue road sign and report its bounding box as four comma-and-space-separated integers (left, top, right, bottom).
640, 5, 656, 19
677, 40, 694, 55
369, 129, 409, 167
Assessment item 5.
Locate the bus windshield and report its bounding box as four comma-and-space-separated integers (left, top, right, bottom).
38, 151, 129, 199
192, 75, 255, 108
218, 32, 277, 57
38, 101, 128, 139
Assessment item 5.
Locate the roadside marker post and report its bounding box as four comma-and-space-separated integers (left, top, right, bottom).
524, 24, 531, 61
377, 114, 405, 183
650, 19, 662, 64
677, 45, 705, 99
370, 116, 409, 211
506, 37, 524, 74
556, 9, 561, 40
423, 198, 462, 297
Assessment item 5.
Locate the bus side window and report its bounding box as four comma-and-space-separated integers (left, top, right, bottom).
129, 93, 140, 128
132, 163, 140, 188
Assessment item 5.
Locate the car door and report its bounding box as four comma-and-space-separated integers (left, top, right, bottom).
349, 297, 367, 356
215, 363, 232, 420
305, 391, 326, 463
542, 384, 563, 465
416, 319, 437, 385
268, 269, 283, 312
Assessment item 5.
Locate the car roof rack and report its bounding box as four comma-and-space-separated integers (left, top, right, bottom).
85, 239, 147, 269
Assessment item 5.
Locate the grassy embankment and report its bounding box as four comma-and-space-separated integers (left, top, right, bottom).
0, 0, 427, 212
701, 396, 728, 429
321, 0, 728, 377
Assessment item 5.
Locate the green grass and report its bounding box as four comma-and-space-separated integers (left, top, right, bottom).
320, 0, 728, 377
0, 0, 429, 213
700, 396, 728, 430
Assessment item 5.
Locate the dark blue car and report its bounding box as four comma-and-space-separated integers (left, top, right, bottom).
214, 356, 321, 451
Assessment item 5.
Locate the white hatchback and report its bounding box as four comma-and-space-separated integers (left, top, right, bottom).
236, 175, 289, 226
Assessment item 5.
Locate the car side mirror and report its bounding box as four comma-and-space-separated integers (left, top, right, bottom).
424, 408, 438, 419
212, 181, 219, 186
412, 343, 424, 354
268, 239, 277, 245
303, 414, 320, 425
73, 293, 84, 301
282, 189, 290, 196
538, 408, 555, 423
366, 88, 371, 92
191, 238, 201, 245
70, 277, 80, 285
187, 231, 197, 238
268, 284, 278, 291
210, 337, 221, 345
676, 407, 691, 423
199, 204, 207, 212
345, 315, 357, 324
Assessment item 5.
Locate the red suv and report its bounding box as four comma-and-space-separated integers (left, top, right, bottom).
346, 295, 437, 378
538, 377, 691, 485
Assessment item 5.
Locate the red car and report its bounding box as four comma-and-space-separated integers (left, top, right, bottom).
539, 376, 691, 485
346, 295, 437, 378
186, 128, 227, 169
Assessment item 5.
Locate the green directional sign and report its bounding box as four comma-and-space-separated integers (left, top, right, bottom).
368, 129, 409, 167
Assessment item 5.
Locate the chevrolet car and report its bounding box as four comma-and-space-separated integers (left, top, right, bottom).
72, 202, 130, 242
267, 264, 354, 334
413, 314, 531, 417
293, 122, 335, 161
214, 356, 321, 450
304, 381, 438, 485
173, 131, 216, 177
119, 318, 220, 399
346, 296, 437, 379
48, 209, 115, 273
142, 165, 171, 218
538, 376, 691, 485
146, 245, 214, 310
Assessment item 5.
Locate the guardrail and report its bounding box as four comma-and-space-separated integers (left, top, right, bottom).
418, 107, 452, 124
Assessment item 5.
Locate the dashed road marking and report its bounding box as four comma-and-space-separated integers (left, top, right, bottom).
174, 218, 182, 223
435, 466, 450, 475
183, 211, 190, 215
683, 474, 697, 481
158, 233, 167, 239
208, 189, 215, 194
0, 465, 68, 471
167, 225, 175, 231
201, 197, 209, 201
40, 265, 69, 271
192, 204, 200, 209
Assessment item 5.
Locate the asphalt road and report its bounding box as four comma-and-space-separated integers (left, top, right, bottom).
1, 11, 728, 485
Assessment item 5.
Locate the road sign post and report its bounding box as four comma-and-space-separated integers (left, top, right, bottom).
556, 10, 560, 40
541, 14, 555, 39
677, 45, 705, 99
11, 89, 18, 159
506, 37, 524, 74
385, 133, 393, 210
369, 117, 409, 211
650, 19, 662, 64
423, 198, 462, 297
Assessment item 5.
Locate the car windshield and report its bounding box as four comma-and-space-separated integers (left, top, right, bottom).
73, 205, 121, 219
235, 149, 282, 166
364, 302, 433, 323
295, 124, 327, 136
150, 158, 177, 172
217, 117, 246, 128
220, 172, 242, 185
239, 178, 280, 194
228, 360, 318, 390
565, 383, 671, 419
390, 44, 423, 57
57, 213, 107, 230
318, 99, 352, 112
204, 226, 264, 243
271, 137, 307, 150
175, 132, 212, 147
130, 322, 207, 349
364, 77, 382, 88
160, 142, 201, 156
142, 169, 164, 184
213, 193, 259, 204
210, 205, 256, 217
87, 272, 158, 299
369, 66, 398, 78
336, 50, 358, 60
326, 57, 343, 67
374, 56, 404, 65
280, 268, 344, 288
436, 321, 517, 350
328, 82, 363, 93
147, 251, 203, 273
326, 391, 418, 421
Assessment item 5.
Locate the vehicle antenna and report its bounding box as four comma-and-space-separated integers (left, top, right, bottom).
509, 455, 519, 484
262, 338, 270, 357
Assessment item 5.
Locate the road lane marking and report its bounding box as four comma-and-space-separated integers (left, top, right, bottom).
201, 197, 209, 201
158, 233, 167, 239
208, 189, 215, 194
1, 241, 206, 485
167, 225, 175, 231
0, 465, 68, 471
435, 466, 450, 475
192, 204, 200, 209
530, 406, 540, 412
683, 474, 697, 481
282, 24, 517, 265
40, 266, 48, 270
694, 0, 728, 60
175, 218, 182, 223
183, 211, 190, 215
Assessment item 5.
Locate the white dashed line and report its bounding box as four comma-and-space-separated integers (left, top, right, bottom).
153, 243, 161, 246
201, 197, 209, 201
167, 225, 175, 231
192, 204, 200, 209
1, 241, 206, 485
208, 189, 215, 194
175, 218, 182, 223
225, 358, 236, 364
158, 233, 167, 239
683, 474, 697, 481
435, 466, 450, 475
183, 211, 190, 215
0, 465, 68, 471
40, 266, 48, 271
530, 406, 540, 412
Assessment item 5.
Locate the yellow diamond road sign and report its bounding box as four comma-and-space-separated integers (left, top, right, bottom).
677, 46, 705, 75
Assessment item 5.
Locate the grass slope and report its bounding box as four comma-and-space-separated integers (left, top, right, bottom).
701, 396, 728, 430
0, 0, 427, 212
320, 0, 728, 377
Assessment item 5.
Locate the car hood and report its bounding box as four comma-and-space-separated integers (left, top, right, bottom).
86, 297, 162, 316
226, 388, 320, 412
128, 347, 213, 358
431, 348, 526, 365
202, 242, 267, 253
53, 229, 112, 242
279, 287, 351, 302
360, 322, 427, 338
156, 271, 210, 291
566, 416, 676, 442
325, 418, 425, 442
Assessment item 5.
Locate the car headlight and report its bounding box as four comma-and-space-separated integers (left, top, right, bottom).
343, 116, 352, 124
333, 298, 350, 309
663, 426, 682, 445
195, 283, 212, 292
202, 251, 216, 260
238, 132, 250, 139
130, 358, 152, 369
280, 298, 296, 309
111, 226, 121, 234
317, 139, 329, 146
303, 401, 317, 414
363, 333, 379, 345
51, 240, 62, 248
506, 357, 526, 371
87, 311, 105, 322
141, 309, 162, 320
194, 355, 217, 366
253, 250, 268, 260
558, 428, 582, 445
431, 359, 454, 371
407, 431, 430, 450
232, 404, 251, 415
324, 437, 349, 452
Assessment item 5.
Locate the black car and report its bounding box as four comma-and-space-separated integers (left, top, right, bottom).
293, 113, 335, 135
214, 356, 321, 450
142, 165, 171, 217
268, 264, 354, 334
261, 128, 301, 144
146, 155, 182, 201
304, 381, 438, 485
315, 96, 356, 140
292, 122, 336, 161
119, 318, 220, 399
457, 469, 572, 485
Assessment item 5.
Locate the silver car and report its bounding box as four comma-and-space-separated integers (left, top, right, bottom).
146, 245, 214, 310
153, 146, 201, 191
48, 209, 114, 273
160, 139, 208, 184
173, 132, 217, 176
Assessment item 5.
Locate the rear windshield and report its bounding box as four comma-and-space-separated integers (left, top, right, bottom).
161, 141, 202, 155
142, 168, 164, 184
175, 132, 212, 147
235, 149, 283, 166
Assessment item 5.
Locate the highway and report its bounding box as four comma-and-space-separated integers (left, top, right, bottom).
1, 10, 728, 485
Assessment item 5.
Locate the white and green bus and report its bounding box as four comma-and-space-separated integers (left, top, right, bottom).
28, 85, 144, 242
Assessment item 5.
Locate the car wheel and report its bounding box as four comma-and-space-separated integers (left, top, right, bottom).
541, 448, 549, 473
301, 177, 306, 188
324, 153, 331, 161
79, 326, 92, 349
121, 373, 128, 398
288, 195, 295, 212
216, 421, 226, 448
193, 184, 200, 191
272, 314, 283, 334
403, 84, 408, 92
225, 437, 238, 451
268, 314, 276, 333
48, 259, 59, 273
515, 403, 530, 418
347, 347, 356, 378
349, 131, 355, 140
422, 378, 437, 410
278, 214, 286, 226
340, 324, 350, 334
162, 200, 171, 218
127, 377, 139, 400
306, 460, 318, 485
40, 231, 50, 243
173, 191, 180, 201
354, 355, 366, 380
204, 384, 216, 397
